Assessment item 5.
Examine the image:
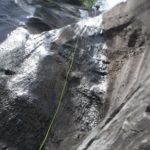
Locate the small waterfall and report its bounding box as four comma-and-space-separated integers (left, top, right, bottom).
0, 0, 130, 149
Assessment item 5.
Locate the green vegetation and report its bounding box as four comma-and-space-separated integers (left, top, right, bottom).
80, 0, 96, 8
45, 0, 96, 8
44, 0, 52, 2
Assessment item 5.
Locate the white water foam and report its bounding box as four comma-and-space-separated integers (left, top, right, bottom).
106, 0, 127, 9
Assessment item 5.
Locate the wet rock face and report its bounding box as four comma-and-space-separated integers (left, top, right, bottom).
33, 2, 81, 29
0, 28, 67, 149
0, 0, 29, 43
1, 0, 150, 150
16, 0, 98, 35
16, 0, 100, 34
0, 7, 106, 149
76, 0, 150, 150
48, 36, 108, 150
15, 0, 80, 33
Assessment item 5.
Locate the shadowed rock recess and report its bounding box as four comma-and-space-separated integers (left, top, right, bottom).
0, 0, 150, 150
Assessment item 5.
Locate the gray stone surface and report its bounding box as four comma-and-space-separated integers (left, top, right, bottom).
77, 0, 150, 150
0, 6, 106, 149
0, 0, 150, 150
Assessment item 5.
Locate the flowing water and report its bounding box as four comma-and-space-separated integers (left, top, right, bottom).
0, 0, 128, 149
0, 0, 127, 44
0, 0, 30, 43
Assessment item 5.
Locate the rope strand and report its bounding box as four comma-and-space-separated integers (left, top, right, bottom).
39, 39, 78, 150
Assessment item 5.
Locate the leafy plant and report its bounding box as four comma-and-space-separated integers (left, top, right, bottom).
44, 0, 96, 8
79, 0, 96, 8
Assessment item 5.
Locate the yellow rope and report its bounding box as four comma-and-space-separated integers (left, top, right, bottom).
39, 39, 78, 150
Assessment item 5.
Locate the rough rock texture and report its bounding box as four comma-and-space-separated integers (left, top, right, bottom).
0, 9, 105, 150
0, 0, 150, 150
77, 0, 150, 150
0, 0, 29, 43
16, 0, 99, 33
